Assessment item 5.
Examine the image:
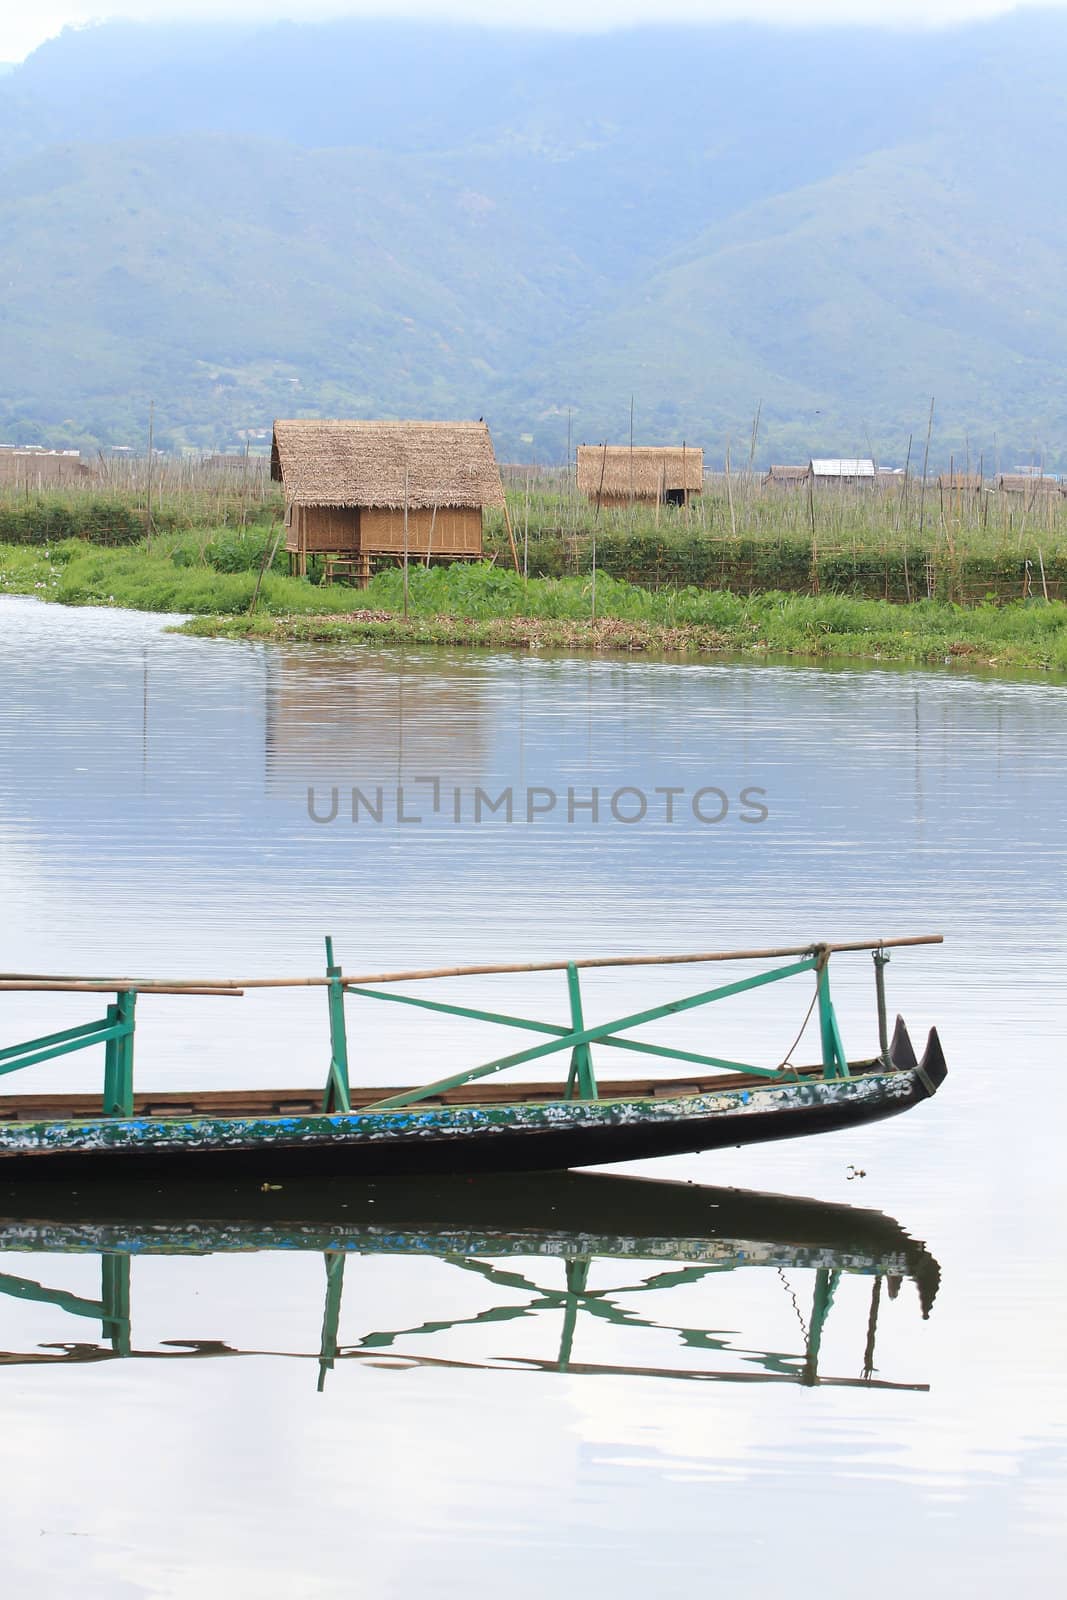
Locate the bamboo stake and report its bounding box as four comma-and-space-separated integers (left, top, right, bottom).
807, 465, 818, 594
918, 397, 935, 540
725, 443, 737, 541
594, 441, 608, 522
591, 509, 597, 623
248, 522, 284, 614
402, 466, 410, 619
501, 497, 520, 573
145, 400, 155, 550
523, 472, 530, 587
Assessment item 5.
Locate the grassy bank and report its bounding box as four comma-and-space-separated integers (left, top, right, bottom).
4, 538, 1064, 674
178, 592, 1067, 674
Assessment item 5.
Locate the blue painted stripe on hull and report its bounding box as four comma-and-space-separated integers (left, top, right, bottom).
0, 1072, 919, 1163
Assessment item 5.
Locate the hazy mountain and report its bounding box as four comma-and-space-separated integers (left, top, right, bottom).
2, 13, 1067, 465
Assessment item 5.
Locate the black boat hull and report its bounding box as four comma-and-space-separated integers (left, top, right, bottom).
0, 1021, 946, 1183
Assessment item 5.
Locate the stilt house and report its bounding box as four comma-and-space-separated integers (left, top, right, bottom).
272, 419, 506, 582
576, 445, 704, 508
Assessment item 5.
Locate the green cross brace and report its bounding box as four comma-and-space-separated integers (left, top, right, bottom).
361, 957, 819, 1111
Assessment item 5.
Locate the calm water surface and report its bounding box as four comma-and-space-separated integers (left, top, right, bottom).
0, 594, 1064, 1597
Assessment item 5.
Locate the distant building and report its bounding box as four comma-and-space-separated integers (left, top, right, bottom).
271, 419, 506, 584
810, 458, 876, 485
995, 473, 1062, 496
766, 464, 811, 488
0, 450, 91, 487
576, 445, 704, 507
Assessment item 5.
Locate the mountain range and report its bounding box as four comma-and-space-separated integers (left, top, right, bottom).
2, 12, 1067, 466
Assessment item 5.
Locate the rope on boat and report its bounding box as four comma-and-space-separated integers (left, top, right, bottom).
774, 983, 821, 1074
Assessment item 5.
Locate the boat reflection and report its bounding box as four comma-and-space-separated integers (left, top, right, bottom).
0, 1174, 938, 1392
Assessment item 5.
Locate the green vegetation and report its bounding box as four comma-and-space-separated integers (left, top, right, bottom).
180, 567, 1067, 675
491, 480, 1067, 604
0, 535, 305, 614
0, 474, 281, 546
6, 470, 1067, 607
3, 538, 1064, 676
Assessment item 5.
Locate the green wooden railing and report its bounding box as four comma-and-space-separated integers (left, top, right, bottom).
0, 992, 139, 1115
0, 978, 239, 1117
345, 952, 830, 1112
0, 934, 938, 1117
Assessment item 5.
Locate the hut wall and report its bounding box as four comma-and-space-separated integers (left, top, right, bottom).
284, 504, 360, 554
359, 506, 483, 555
0, 454, 90, 487
284, 502, 484, 557
589, 491, 698, 508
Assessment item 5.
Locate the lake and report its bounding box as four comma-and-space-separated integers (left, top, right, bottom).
0, 593, 1064, 1597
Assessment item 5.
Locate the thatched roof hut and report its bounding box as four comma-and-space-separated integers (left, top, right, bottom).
271, 420, 505, 511
576, 445, 704, 506
271, 420, 506, 582
766, 464, 811, 487
995, 473, 1062, 496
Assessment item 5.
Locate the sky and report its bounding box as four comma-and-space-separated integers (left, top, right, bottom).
0, 1, 1060, 65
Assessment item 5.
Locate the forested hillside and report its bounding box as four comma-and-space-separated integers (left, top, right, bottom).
2, 12, 1067, 465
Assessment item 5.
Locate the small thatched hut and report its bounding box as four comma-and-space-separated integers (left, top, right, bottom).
271, 419, 507, 581
766, 464, 811, 488
995, 473, 1062, 496
576, 445, 703, 507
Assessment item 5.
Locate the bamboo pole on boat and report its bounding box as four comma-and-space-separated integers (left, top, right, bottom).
0, 983, 245, 996
0, 936, 942, 992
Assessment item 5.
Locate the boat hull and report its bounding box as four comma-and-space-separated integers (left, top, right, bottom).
0, 1023, 946, 1182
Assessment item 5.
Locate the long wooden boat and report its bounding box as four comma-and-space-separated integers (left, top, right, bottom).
0, 936, 946, 1182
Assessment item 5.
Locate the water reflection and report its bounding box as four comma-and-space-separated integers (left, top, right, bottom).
0, 1176, 937, 1393
265, 650, 490, 781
